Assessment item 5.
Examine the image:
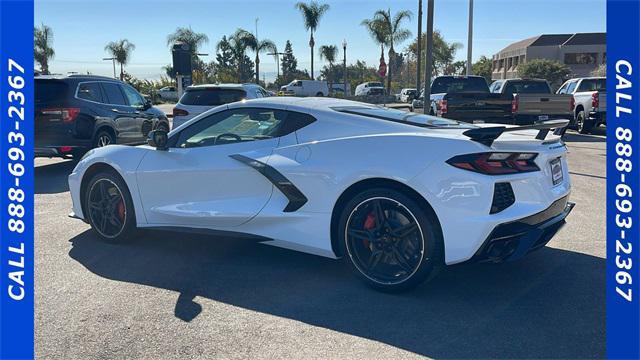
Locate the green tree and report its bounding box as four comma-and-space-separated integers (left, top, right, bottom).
281, 40, 298, 79
217, 29, 256, 83
407, 30, 462, 78
472, 56, 493, 83
104, 39, 135, 80
214, 36, 237, 83
295, 1, 330, 79
319, 44, 338, 91
363, 8, 412, 93
239, 30, 277, 84
361, 15, 388, 84
518, 59, 572, 88
34, 23, 54, 74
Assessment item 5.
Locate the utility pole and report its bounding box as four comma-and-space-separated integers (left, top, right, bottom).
103, 57, 116, 79
424, 0, 434, 107
255, 17, 260, 84
466, 0, 474, 75
416, 0, 422, 92
343, 39, 348, 96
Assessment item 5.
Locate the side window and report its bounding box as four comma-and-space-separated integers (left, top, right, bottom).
77, 82, 104, 102
557, 82, 568, 94
101, 82, 127, 105
121, 85, 145, 107
566, 81, 578, 94
175, 108, 288, 148
277, 111, 316, 136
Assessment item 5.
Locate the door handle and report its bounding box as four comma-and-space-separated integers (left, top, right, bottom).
111, 108, 139, 115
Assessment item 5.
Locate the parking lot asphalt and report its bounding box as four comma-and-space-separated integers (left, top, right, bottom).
35, 128, 606, 359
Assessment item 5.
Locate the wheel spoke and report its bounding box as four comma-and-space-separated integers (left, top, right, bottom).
99, 211, 108, 232
372, 200, 387, 229
391, 247, 414, 273
348, 228, 371, 242
99, 181, 109, 201
367, 250, 384, 270
89, 201, 102, 211
108, 214, 122, 228
391, 222, 418, 238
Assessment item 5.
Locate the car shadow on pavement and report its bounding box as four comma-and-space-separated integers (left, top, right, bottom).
68, 229, 605, 359
35, 160, 77, 194
563, 130, 606, 143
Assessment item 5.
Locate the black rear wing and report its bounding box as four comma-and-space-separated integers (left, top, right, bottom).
462, 119, 570, 146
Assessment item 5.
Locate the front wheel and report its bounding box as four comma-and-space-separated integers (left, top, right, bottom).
338, 188, 443, 292
84, 171, 136, 242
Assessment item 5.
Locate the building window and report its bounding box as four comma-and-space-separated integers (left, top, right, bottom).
564, 53, 598, 65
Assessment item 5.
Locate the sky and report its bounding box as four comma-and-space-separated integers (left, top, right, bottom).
35, 0, 606, 82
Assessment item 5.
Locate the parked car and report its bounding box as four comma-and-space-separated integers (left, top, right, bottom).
355, 81, 386, 96
69, 97, 572, 292
279, 80, 329, 97
35, 75, 169, 158
157, 86, 178, 101
557, 77, 606, 133
490, 78, 573, 124
399, 88, 418, 103
412, 76, 570, 125
172, 83, 271, 129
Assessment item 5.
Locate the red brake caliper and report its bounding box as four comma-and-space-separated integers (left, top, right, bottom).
362, 213, 376, 247
117, 200, 125, 222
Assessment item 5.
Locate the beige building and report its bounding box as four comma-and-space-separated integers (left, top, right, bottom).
492, 33, 606, 80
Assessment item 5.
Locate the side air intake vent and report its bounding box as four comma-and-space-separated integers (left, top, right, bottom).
491, 182, 515, 214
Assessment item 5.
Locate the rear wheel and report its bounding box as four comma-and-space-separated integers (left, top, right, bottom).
84, 171, 136, 242
94, 129, 115, 148
577, 111, 593, 134
338, 188, 443, 292
316, 92, 324, 97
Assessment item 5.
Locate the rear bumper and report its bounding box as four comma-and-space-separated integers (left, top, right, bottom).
512, 114, 569, 126
589, 111, 606, 125
469, 196, 575, 263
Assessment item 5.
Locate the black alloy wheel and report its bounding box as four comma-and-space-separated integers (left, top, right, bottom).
85, 172, 136, 242
339, 189, 443, 292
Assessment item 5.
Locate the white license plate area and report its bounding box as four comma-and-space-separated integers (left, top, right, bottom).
550, 157, 563, 185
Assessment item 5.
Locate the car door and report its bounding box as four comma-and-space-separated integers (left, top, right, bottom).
121, 84, 154, 141
100, 82, 138, 144
136, 107, 290, 228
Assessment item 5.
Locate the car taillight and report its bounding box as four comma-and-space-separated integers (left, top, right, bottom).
446, 152, 540, 175
439, 99, 448, 114
173, 108, 189, 117
511, 94, 519, 113
570, 96, 575, 111
41, 108, 80, 123
592, 91, 599, 109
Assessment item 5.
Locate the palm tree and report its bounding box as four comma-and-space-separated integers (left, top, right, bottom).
34, 23, 55, 74
295, 1, 330, 79
104, 39, 135, 80
238, 29, 277, 84
361, 16, 388, 83
363, 9, 412, 92
166, 27, 209, 55
319, 45, 338, 92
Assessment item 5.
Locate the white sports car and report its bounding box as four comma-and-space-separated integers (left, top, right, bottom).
68, 97, 573, 291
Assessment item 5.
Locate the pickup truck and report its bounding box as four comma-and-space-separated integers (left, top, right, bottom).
490, 78, 573, 125
557, 77, 606, 134
411, 76, 571, 125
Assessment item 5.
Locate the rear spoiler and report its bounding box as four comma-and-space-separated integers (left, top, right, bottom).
462, 119, 570, 146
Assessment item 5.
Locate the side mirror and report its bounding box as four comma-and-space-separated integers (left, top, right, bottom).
143, 100, 153, 110
147, 129, 168, 150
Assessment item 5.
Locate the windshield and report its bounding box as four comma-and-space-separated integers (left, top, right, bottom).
431, 77, 489, 94
35, 79, 68, 104
503, 81, 551, 94
332, 106, 475, 128
180, 88, 246, 106
368, 82, 384, 88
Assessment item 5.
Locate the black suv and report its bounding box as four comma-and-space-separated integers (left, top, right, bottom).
35, 75, 170, 158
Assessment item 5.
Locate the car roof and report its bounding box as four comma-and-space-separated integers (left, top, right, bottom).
234, 96, 380, 111
186, 83, 260, 90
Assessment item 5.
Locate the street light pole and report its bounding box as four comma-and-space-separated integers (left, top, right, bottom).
416, 0, 422, 92
424, 0, 435, 107
343, 39, 347, 96
267, 51, 286, 80
466, 0, 474, 75
103, 57, 116, 79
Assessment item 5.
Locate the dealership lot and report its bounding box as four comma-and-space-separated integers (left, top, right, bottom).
35, 128, 605, 359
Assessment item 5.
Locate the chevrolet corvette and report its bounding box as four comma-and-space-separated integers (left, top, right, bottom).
68, 97, 573, 291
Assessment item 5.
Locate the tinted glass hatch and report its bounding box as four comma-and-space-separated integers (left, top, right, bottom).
181, 88, 247, 106
35, 79, 69, 105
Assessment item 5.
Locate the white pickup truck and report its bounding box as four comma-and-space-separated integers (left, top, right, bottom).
557, 77, 606, 134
